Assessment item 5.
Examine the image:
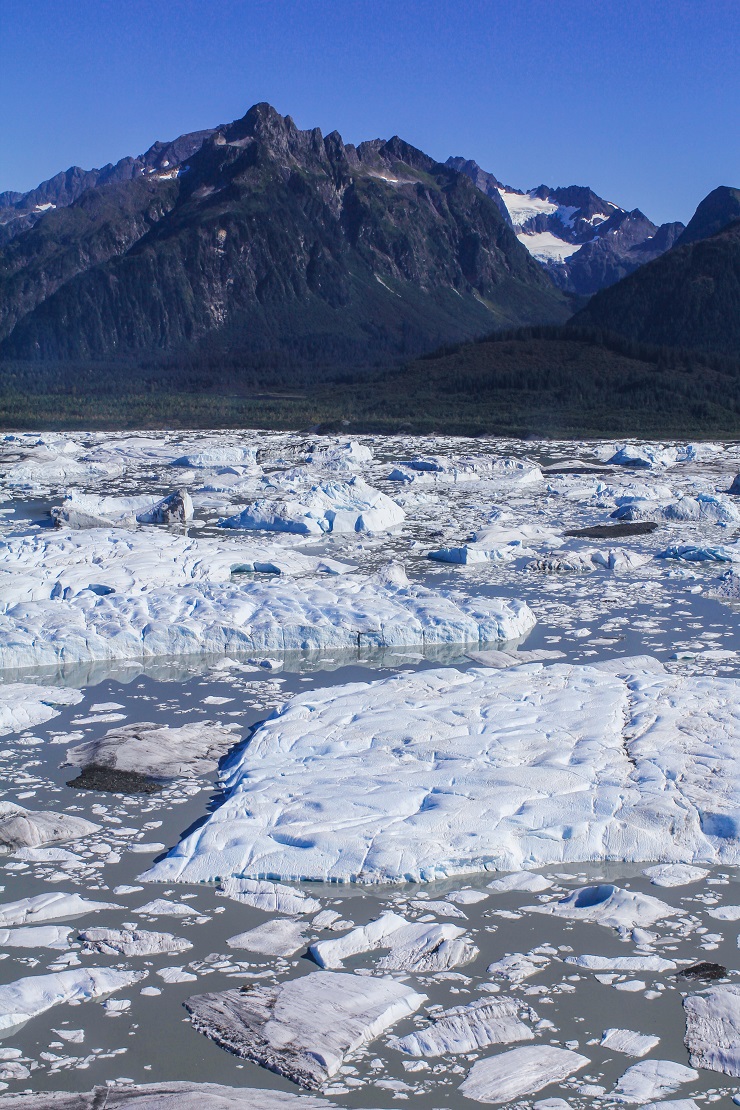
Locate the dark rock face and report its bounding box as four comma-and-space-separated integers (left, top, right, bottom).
678, 961, 728, 982
0, 104, 570, 373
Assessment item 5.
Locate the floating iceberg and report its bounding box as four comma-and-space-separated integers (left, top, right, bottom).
0, 967, 146, 1032
184, 971, 425, 1089
458, 1044, 588, 1103
309, 911, 477, 972
78, 928, 193, 957
683, 984, 740, 1075
0, 544, 533, 671
528, 884, 675, 932
611, 1059, 698, 1103
0, 683, 83, 736
220, 476, 405, 534
143, 660, 740, 885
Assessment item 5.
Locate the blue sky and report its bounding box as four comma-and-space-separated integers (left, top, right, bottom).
1, 0, 738, 225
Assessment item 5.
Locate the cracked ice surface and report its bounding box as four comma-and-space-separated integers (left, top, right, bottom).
145, 658, 740, 885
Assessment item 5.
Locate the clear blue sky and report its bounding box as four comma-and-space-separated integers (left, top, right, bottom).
1, 0, 738, 225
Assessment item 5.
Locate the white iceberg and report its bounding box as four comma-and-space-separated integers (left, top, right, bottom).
458, 1044, 589, 1104
0, 967, 146, 1032
220, 476, 405, 535
0, 891, 119, 927
600, 1028, 661, 1057
0, 926, 73, 950
390, 997, 533, 1056
78, 928, 193, 957
642, 864, 709, 888
226, 920, 308, 957
0, 802, 99, 853
683, 983, 740, 1075
172, 446, 260, 469
217, 878, 321, 915
528, 884, 675, 932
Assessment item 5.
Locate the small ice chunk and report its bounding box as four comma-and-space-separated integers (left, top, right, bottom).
134, 899, 198, 917
642, 864, 709, 888
157, 966, 197, 984
487, 951, 550, 984
566, 955, 676, 972
611, 1059, 698, 1102
600, 1028, 661, 1057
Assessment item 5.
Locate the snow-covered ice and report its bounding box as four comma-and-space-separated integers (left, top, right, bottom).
600, 1028, 661, 1057
145, 660, 740, 885
78, 928, 193, 957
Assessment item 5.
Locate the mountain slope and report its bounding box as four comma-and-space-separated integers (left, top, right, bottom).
572, 210, 740, 354
676, 185, 740, 246
448, 159, 684, 295
0, 105, 571, 372
0, 128, 214, 246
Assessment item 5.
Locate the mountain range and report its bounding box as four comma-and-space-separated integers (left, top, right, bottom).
0, 103, 738, 434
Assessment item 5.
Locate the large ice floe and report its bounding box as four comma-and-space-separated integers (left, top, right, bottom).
145, 658, 740, 885
0, 529, 532, 670
184, 970, 425, 1089
390, 997, 534, 1056
0, 803, 98, 853
0, 1081, 347, 1106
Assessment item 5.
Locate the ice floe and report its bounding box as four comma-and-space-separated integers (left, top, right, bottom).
390, 997, 534, 1056
458, 1044, 589, 1103
683, 983, 740, 1075
226, 920, 308, 957
0, 967, 146, 1032
0, 803, 98, 852
0, 684, 83, 737
145, 660, 740, 885
184, 970, 425, 1089
643, 864, 710, 888
0, 1081, 341, 1106
529, 884, 675, 932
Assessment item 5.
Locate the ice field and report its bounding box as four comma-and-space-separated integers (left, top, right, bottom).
2, 429, 740, 1107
